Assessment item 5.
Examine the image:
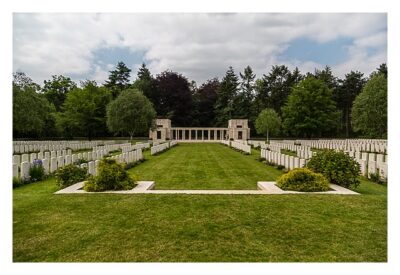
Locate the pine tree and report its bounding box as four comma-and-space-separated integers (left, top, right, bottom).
235, 65, 256, 119
214, 66, 239, 126
336, 71, 366, 137
104, 61, 132, 98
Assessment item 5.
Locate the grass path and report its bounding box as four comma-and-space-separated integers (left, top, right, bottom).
128, 143, 282, 189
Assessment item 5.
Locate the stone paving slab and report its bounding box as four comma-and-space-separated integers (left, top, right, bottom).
55, 181, 359, 195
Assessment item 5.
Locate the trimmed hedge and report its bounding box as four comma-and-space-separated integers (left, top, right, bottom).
276, 168, 330, 192
84, 158, 136, 192
306, 149, 360, 188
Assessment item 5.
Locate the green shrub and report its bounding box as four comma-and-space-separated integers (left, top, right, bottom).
369, 172, 385, 184
29, 160, 45, 182
276, 168, 330, 192
13, 176, 26, 188
84, 159, 136, 192
55, 164, 88, 188
306, 149, 360, 188
73, 158, 88, 165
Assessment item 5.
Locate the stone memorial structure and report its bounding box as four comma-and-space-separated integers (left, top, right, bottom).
149, 118, 250, 142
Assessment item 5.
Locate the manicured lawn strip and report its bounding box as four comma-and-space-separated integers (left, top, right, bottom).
13, 178, 386, 262
128, 143, 283, 190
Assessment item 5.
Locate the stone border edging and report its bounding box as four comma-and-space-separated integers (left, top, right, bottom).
55, 181, 359, 195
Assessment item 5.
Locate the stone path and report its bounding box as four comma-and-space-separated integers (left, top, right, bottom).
55, 181, 359, 195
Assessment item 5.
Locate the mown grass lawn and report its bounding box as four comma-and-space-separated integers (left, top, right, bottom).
13, 143, 387, 262
128, 143, 282, 189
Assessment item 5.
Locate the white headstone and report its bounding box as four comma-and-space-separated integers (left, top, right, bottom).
88, 161, 95, 175
57, 156, 64, 168
50, 157, 58, 173
20, 161, 30, 180
30, 153, 37, 163
13, 155, 21, 165
13, 163, 18, 178
42, 158, 50, 174
21, 154, 29, 163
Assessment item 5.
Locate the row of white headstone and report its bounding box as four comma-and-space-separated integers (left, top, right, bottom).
121, 142, 151, 153
261, 149, 307, 170
247, 140, 266, 148
220, 140, 251, 154
12, 150, 107, 169
150, 141, 177, 155
230, 140, 252, 154
12, 140, 118, 154
261, 144, 387, 180
13, 148, 144, 180
108, 149, 144, 165
272, 139, 387, 154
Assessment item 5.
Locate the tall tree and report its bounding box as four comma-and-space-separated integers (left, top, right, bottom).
255, 108, 282, 142
214, 66, 239, 126
261, 65, 300, 115
192, 78, 220, 126
132, 63, 158, 109
41, 75, 77, 111
57, 81, 112, 139
235, 65, 256, 120
104, 61, 132, 98
370, 63, 387, 79
107, 89, 156, 140
154, 71, 193, 126
13, 73, 55, 138
282, 77, 340, 137
352, 74, 387, 138
313, 66, 339, 91
335, 71, 366, 137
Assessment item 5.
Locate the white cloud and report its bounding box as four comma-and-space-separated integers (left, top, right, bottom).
13, 13, 387, 85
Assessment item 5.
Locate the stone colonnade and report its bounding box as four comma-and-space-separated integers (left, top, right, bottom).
171, 128, 228, 141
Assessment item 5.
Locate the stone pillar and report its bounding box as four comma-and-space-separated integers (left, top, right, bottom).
195, 130, 198, 140
202, 130, 204, 141
208, 130, 210, 140
50, 157, 58, 173
45, 151, 50, 159
21, 161, 30, 180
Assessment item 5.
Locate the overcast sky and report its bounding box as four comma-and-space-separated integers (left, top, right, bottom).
13, 13, 387, 86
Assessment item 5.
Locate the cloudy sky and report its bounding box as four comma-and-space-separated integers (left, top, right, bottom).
13, 13, 387, 86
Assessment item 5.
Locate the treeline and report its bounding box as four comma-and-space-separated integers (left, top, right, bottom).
13, 62, 387, 139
